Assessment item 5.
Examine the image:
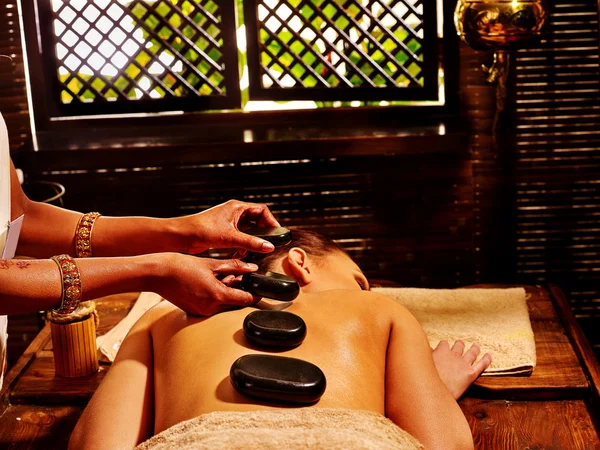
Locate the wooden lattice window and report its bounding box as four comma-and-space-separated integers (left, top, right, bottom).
36, 0, 241, 115
25, 0, 443, 119
244, 0, 438, 101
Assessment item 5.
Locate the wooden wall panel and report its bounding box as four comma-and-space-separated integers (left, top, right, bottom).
460, 41, 516, 284
32, 153, 477, 288
512, 0, 600, 354
0, 0, 31, 152
2, 0, 599, 360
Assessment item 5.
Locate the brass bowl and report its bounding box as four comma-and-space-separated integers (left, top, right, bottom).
455, 0, 549, 51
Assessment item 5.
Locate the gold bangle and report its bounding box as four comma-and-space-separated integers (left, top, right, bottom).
75, 212, 101, 258
51, 254, 82, 314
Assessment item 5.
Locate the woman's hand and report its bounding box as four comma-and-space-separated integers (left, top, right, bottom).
152, 253, 260, 316
431, 340, 492, 400
175, 200, 280, 255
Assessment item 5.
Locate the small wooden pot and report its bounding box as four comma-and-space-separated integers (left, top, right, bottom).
50, 314, 99, 378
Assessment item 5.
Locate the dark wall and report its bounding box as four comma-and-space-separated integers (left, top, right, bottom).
511, 0, 600, 353
26, 151, 476, 288
463, 0, 600, 355
0, 0, 31, 150
1, 1, 599, 355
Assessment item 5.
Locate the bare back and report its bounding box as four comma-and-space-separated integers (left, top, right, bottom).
149, 290, 393, 433
70, 246, 476, 450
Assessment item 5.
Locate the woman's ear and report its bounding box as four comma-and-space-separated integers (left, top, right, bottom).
283, 247, 312, 286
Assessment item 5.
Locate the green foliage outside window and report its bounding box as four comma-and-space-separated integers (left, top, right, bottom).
57, 0, 439, 109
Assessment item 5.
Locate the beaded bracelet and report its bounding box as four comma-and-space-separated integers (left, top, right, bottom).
75, 212, 101, 258
51, 254, 82, 314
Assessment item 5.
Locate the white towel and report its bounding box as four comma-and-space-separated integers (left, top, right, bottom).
373, 287, 536, 375
96, 292, 162, 362
135, 408, 424, 450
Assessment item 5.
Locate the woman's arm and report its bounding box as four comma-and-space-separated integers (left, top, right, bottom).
69, 307, 157, 450
5, 159, 272, 316
0, 255, 153, 315
384, 300, 474, 450
10, 159, 77, 257
11, 160, 183, 258
10, 160, 279, 259
0, 253, 259, 316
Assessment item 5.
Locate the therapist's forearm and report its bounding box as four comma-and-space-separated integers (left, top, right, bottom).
17, 200, 81, 258
10, 160, 186, 259
17, 200, 186, 259
0, 255, 160, 315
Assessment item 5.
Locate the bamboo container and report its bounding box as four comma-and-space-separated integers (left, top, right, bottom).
49, 302, 99, 378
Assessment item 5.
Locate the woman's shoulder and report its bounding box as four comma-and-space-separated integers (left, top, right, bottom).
314, 289, 414, 324
136, 299, 180, 329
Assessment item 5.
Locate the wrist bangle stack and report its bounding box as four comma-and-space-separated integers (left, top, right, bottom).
51, 254, 82, 314
75, 212, 101, 258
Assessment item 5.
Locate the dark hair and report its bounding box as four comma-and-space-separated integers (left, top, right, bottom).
258, 229, 348, 271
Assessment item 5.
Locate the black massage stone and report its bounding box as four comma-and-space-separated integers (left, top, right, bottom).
244, 227, 292, 247
230, 354, 326, 404
243, 311, 307, 348
244, 227, 292, 263
242, 271, 300, 301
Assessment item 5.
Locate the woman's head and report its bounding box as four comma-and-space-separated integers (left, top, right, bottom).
257, 229, 369, 293
259, 229, 345, 270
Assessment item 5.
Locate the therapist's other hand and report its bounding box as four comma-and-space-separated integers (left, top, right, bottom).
154, 253, 260, 316
177, 200, 280, 255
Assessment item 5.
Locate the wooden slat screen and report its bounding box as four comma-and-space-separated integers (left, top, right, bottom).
513, 0, 600, 354
33, 153, 477, 288
460, 41, 513, 284
6, 0, 600, 361
0, 0, 31, 151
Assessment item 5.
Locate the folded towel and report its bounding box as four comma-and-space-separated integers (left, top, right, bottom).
373, 287, 536, 376
134, 408, 423, 450
96, 292, 162, 362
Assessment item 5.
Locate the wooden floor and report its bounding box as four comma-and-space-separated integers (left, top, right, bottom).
1, 286, 599, 449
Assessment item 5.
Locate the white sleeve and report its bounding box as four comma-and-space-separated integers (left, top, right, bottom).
0, 112, 10, 250
0, 112, 11, 390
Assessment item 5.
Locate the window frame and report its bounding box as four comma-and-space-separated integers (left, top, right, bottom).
20, 0, 460, 136
243, 0, 440, 102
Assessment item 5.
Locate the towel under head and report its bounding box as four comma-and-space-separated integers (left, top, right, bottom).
373, 287, 536, 375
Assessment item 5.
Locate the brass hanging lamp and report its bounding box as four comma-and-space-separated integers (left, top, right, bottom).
454, 1, 549, 126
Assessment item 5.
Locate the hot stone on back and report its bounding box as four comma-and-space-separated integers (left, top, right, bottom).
243, 310, 307, 348
230, 354, 326, 404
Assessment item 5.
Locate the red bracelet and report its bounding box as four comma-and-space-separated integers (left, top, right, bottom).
75, 212, 101, 258
51, 254, 82, 314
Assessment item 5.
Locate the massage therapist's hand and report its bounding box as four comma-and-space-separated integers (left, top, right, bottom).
174, 200, 280, 255
152, 253, 259, 316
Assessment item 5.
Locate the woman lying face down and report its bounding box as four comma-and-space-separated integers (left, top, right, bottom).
69, 230, 491, 450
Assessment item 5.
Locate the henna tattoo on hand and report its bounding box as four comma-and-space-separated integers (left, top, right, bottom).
16, 261, 31, 269
0, 260, 13, 269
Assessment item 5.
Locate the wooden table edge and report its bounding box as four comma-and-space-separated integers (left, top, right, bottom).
548, 283, 600, 420
467, 384, 589, 401
0, 326, 50, 416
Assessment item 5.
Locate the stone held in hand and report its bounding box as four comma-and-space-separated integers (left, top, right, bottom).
244, 227, 292, 247
242, 271, 300, 301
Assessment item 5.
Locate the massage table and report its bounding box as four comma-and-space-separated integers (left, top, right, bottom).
0, 284, 598, 449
